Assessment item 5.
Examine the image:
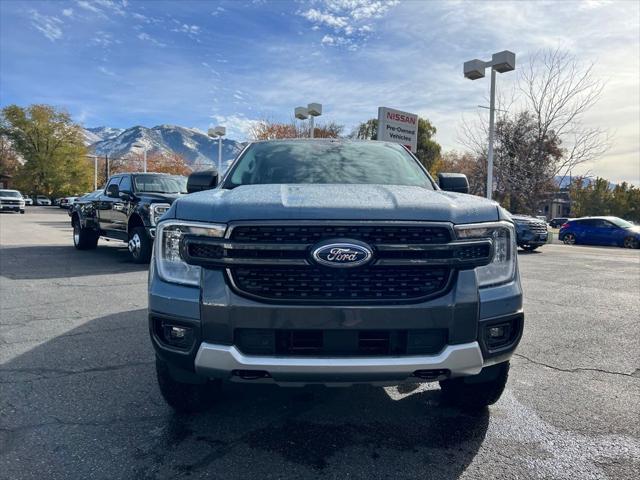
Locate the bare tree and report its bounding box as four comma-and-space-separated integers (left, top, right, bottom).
456, 49, 609, 211
521, 48, 609, 182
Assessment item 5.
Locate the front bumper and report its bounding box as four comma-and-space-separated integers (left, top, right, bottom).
149, 260, 524, 385
194, 341, 484, 386
0, 204, 24, 211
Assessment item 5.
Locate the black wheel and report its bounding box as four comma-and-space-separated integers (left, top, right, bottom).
156, 359, 220, 413
20, 210, 25, 214
439, 361, 509, 410
623, 236, 639, 249
72, 218, 98, 250
128, 226, 152, 263
522, 245, 538, 251
562, 233, 576, 245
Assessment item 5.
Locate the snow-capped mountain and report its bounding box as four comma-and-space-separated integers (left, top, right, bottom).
85, 125, 243, 171
82, 127, 125, 145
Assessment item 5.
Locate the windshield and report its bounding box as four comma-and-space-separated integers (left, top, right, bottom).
608, 217, 634, 228
133, 175, 187, 194
0, 190, 22, 198
223, 141, 434, 189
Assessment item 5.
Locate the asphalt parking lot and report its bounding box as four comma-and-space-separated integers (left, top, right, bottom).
1, 207, 639, 480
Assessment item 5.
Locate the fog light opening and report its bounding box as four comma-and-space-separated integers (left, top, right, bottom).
159, 321, 194, 349
485, 321, 514, 349
169, 326, 187, 340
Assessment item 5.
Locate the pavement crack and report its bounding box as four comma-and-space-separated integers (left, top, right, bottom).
513, 353, 638, 379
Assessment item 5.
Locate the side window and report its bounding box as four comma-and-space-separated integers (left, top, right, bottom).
104, 176, 121, 196
105, 176, 120, 192
119, 175, 132, 193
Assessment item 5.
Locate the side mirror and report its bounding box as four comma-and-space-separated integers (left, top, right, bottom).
438, 173, 469, 194
107, 184, 120, 198
187, 169, 219, 193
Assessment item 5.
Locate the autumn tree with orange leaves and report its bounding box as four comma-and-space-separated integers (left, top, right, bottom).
110, 151, 191, 177
249, 119, 343, 140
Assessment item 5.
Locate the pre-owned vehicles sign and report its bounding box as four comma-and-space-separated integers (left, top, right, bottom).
377, 107, 418, 152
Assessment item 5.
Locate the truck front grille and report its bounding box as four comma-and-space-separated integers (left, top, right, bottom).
230, 224, 451, 244
229, 265, 451, 302
181, 222, 493, 304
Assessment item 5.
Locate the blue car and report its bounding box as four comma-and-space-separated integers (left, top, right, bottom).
559, 216, 640, 248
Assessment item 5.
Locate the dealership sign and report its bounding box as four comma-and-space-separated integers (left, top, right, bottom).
377, 107, 418, 152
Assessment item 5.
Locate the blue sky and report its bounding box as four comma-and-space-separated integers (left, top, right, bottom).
1, 0, 638, 183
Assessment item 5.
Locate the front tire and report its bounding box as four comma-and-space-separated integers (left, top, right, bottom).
562, 233, 576, 245
439, 361, 509, 410
623, 236, 639, 249
72, 218, 98, 250
156, 359, 220, 413
128, 226, 152, 263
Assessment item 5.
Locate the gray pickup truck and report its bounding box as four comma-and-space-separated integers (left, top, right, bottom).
149, 139, 523, 412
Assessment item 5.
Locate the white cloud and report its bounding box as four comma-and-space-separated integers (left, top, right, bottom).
137, 32, 166, 47
92, 31, 119, 47
62, 8, 73, 17
172, 23, 200, 35
210, 114, 261, 141
300, 0, 398, 48
29, 10, 63, 42
75, 1, 101, 14
75, 0, 126, 17
98, 65, 116, 76
302, 8, 349, 30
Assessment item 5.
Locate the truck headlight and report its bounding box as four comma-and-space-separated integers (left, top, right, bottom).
455, 221, 516, 287
149, 203, 171, 226
155, 221, 226, 286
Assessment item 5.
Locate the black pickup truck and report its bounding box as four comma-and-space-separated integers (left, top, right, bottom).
70, 172, 187, 262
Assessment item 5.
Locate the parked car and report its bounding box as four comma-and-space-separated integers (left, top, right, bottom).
23, 197, 33, 206
59, 196, 78, 209
149, 139, 524, 413
0, 189, 26, 214
509, 214, 548, 251
70, 173, 187, 262
35, 195, 52, 206
559, 217, 640, 248
549, 217, 570, 228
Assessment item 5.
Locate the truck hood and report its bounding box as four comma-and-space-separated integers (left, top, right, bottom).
138, 192, 183, 204
173, 184, 500, 224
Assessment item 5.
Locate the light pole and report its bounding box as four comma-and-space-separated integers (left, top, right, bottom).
294, 103, 322, 138
208, 126, 226, 174
132, 142, 148, 172
85, 154, 98, 190
463, 50, 516, 199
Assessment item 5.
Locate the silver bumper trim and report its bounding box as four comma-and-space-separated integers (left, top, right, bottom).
194, 341, 485, 385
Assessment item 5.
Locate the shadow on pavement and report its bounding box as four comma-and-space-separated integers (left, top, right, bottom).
0, 244, 147, 280
0, 308, 489, 480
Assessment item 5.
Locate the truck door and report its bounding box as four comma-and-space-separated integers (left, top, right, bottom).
111, 174, 132, 234
97, 176, 121, 233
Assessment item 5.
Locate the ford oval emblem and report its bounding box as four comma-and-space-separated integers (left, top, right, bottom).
312, 242, 373, 268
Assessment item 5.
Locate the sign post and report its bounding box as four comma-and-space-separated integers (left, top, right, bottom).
377, 107, 418, 152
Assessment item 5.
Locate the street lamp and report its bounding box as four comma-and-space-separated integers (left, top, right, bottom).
294, 103, 322, 138
464, 50, 516, 199
85, 154, 98, 190
132, 142, 148, 173
208, 126, 226, 174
